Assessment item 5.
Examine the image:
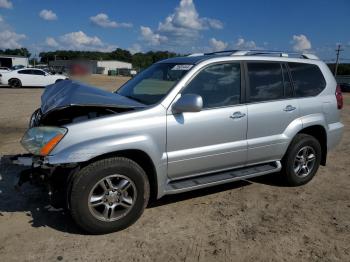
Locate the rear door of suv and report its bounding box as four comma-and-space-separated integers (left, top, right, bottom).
245, 61, 300, 164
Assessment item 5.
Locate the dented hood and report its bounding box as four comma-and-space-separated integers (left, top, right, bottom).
41, 80, 145, 115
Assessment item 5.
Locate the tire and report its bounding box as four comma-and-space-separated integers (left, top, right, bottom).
282, 134, 321, 186
9, 78, 22, 88
70, 157, 150, 234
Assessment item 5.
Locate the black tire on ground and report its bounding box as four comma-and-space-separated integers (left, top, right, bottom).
9, 78, 22, 88
70, 157, 150, 234
282, 134, 322, 186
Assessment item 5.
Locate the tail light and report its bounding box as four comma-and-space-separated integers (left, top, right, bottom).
335, 84, 343, 110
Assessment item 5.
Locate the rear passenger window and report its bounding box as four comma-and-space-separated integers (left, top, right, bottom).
288, 63, 326, 97
183, 63, 241, 108
247, 62, 284, 102
18, 70, 31, 74
32, 70, 45, 76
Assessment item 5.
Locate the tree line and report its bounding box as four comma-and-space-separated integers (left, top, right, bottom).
38, 49, 178, 70
1, 48, 350, 74
0, 48, 31, 58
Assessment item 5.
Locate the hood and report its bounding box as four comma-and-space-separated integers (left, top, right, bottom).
41, 80, 145, 115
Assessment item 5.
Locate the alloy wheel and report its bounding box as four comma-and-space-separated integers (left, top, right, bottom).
88, 174, 137, 222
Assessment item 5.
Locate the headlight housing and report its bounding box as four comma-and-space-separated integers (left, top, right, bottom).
21, 127, 67, 156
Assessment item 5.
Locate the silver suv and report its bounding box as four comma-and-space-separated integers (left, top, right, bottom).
16, 50, 344, 234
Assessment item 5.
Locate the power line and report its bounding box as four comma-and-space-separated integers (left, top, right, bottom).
334, 44, 344, 76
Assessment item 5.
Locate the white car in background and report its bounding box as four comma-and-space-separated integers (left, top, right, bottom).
0, 67, 11, 73
0, 68, 68, 88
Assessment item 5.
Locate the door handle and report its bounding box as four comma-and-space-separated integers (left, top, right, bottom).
230, 111, 246, 119
283, 105, 296, 112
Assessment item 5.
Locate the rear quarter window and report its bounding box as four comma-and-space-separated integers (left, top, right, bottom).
288, 63, 326, 97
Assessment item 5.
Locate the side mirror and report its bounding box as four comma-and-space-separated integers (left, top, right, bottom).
172, 94, 203, 113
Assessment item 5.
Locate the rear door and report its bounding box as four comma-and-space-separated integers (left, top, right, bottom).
245, 62, 300, 164
167, 62, 248, 179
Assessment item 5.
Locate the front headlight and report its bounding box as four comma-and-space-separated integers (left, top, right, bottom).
21, 127, 67, 156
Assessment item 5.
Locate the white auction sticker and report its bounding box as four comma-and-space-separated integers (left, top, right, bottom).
171, 64, 193, 71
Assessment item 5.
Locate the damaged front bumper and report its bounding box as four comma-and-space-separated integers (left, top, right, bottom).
11, 154, 55, 188
11, 154, 79, 207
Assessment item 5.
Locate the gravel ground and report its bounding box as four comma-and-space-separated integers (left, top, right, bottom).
0, 75, 349, 262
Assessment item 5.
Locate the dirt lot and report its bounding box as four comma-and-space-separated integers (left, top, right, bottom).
0, 75, 349, 262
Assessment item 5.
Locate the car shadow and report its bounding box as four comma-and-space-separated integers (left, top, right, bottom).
0, 155, 84, 235
0, 155, 286, 234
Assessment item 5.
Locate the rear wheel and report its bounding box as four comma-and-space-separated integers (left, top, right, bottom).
9, 78, 22, 88
70, 157, 150, 234
282, 134, 321, 186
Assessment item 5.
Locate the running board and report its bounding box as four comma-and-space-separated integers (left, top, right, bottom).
165, 161, 281, 194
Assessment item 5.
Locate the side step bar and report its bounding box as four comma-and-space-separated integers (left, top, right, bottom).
165, 161, 281, 194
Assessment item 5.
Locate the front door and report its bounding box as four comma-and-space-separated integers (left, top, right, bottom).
166, 62, 248, 179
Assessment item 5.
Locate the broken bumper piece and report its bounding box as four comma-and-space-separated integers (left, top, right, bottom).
10, 154, 51, 189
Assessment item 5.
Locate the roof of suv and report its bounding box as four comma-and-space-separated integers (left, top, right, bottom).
159, 50, 320, 65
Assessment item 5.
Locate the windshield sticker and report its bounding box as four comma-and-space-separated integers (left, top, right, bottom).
171, 64, 193, 71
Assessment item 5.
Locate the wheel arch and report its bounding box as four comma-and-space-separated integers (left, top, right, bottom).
84, 149, 158, 201
296, 125, 327, 166
9, 77, 21, 86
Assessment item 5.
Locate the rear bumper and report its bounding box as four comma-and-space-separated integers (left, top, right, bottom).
327, 122, 344, 151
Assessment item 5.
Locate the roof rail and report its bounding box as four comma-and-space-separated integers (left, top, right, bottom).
187, 50, 319, 60
187, 53, 205, 57
301, 53, 319, 60
231, 50, 301, 58
231, 50, 320, 59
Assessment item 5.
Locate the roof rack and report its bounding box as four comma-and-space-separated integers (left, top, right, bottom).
187, 50, 319, 60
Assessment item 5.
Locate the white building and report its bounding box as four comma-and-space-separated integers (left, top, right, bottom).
0, 55, 29, 68
96, 60, 132, 75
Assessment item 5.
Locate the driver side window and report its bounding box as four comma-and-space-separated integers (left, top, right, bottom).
182, 63, 241, 109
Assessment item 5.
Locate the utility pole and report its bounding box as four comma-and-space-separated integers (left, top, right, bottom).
334, 44, 343, 77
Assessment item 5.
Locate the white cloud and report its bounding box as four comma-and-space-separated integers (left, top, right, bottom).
140, 26, 167, 46
45, 37, 59, 48
205, 18, 224, 30
44, 31, 117, 51
90, 13, 132, 28
128, 43, 142, 54
0, 30, 26, 49
292, 34, 311, 52
0, 0, 12, 9
39, 9, 58, 21
59, 31, 102, 49
160, 0, 223, 31
209, 38, 228, 51
234, 37, 257, 50
141, 0, 222, 48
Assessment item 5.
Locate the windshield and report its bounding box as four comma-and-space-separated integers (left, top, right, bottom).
117, 63, 193, 105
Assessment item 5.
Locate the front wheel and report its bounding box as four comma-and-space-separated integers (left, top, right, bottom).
70, 157, 150, 234
282, 134, 322, 186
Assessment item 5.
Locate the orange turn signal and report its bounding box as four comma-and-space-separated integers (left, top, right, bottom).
40, 134, 64, 156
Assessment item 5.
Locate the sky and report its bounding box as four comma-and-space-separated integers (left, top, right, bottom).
0, 0, 349, 61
